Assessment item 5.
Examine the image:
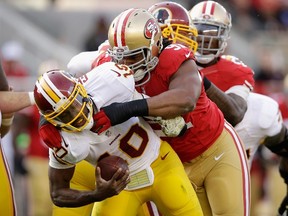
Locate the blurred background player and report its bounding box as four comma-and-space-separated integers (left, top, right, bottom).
93, 7, 250, 216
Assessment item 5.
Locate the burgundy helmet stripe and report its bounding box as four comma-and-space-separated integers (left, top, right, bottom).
114, 8, 135, 47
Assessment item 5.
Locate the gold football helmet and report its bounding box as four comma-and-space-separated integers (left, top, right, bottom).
189, 1, 232, 64
108, 8, 162, 86
34, 70, 93, 132
148, 1, 198, 53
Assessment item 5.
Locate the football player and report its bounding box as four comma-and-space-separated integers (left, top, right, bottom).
0, 61, 35, 216
188, 1, 256, 164
39, 17, 188, 216
34, 62, 203, 216
92, 7, 250, 216
188, 2, 288, 215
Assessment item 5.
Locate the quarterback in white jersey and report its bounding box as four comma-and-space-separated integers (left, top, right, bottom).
34, 62, 203, 216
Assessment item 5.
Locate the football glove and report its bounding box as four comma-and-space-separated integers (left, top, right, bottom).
91, 100, 148, 134
158, 116, 187, 137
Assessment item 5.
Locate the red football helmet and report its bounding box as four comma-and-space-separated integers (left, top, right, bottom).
148, 1, 198, 53
34, 70, 93, 132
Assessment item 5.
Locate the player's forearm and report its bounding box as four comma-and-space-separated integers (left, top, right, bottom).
146, 89, 196, 119
264, 125, 288, 157
51, 188, 107, 207
206, 83, 247, 126
0, 92, 34, 113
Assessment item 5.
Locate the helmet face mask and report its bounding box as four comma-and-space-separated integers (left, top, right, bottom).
34, 70, 93, 132
148, 2, 198, 53
189, 1, 232, 64
195, 23, 228, 55
108, 8, 162, 86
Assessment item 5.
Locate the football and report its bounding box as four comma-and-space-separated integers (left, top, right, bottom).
97, 155, 129, 181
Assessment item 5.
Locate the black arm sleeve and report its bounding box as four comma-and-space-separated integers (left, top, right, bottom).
102, 99, 149, 126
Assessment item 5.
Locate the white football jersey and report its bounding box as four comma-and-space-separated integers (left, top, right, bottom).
67, 40, 109, 77
67, 51, 100, 77
234, 92, 283, 168
49, 62, 161, 177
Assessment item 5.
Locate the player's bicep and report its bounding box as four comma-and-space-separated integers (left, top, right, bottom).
170, 59, 201, 100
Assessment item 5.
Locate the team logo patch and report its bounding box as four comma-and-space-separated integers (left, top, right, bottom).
202, 14, 211, 19
144, 18, 159, 39
153, 8, 170, 24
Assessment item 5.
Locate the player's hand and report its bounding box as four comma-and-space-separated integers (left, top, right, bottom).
39, 122, 62, 149
278, 194, 288, 215
91, 100, 148, 134
159, 116, 187, 137
95, 167, 130, 199
91, 103, 125, 134
91, 109, 112, 134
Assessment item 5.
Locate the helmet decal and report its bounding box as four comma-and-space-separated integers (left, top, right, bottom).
144, 18, 159, 39
148, 2, 198, 52
154, 8, 170, 25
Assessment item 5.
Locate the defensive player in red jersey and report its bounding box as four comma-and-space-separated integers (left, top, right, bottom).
187, 2, 288, 215
92, 7, 251, 216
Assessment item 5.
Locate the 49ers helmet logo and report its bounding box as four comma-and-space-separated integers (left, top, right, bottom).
144, 18, 159, 39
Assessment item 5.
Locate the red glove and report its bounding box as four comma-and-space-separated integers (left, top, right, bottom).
90, 100, 148, 134
39, 123, 62, 149
91, 110, 111, 134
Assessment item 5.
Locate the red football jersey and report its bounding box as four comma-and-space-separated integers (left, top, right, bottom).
136, 44, 224, 162
200, 55, 255, 92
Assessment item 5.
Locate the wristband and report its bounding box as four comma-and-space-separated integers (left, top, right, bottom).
203, 76, 212, 91
2, 116, 14, 126
29, 92, 35, 105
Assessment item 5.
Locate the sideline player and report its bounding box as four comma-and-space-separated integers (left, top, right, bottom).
0, 61, 35, 216
34, 62, 203, 216
93, 8, 250, 216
